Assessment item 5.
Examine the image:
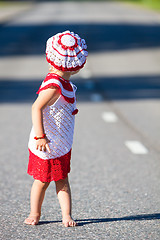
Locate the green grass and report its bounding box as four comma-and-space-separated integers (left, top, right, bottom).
0, 0, 160, 12
116, 0, 160, 11
0, 1, 30, 7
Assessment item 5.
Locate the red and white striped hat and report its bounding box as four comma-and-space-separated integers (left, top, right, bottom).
46, 30, 88, 72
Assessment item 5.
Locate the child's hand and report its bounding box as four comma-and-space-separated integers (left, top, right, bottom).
35, 138, 51, 153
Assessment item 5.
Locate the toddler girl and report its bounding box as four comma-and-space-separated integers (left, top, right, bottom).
24, 30, 88, 227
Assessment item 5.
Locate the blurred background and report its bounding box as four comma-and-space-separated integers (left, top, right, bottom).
0, 0, 160, 239
0, 0, 160, 102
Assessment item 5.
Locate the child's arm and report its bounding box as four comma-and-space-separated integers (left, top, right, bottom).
32, 87, 60, 153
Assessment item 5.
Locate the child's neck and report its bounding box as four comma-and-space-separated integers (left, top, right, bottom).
49, 68, 71, 81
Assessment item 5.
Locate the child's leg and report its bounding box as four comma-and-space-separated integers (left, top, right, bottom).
55, 177, 76, 227
24, 180, 50, 225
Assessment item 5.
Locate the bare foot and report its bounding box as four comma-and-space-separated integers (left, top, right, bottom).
62, 215, 77, 227
24, 213, 40, 225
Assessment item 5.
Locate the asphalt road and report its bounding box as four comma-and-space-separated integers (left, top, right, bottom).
0, 2, 160, 240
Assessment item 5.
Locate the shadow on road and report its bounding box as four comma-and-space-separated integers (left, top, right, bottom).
38, 220, 61, 225
0, 23, 160, 56
37, 213, 160, 226
0, 74, 160, 103
76, 213, 160, 226
0, 21, 160, 102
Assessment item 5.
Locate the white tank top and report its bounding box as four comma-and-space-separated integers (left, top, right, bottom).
28, 73, 78, 160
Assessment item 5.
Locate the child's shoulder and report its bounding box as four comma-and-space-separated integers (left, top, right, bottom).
37, 73, 76, 104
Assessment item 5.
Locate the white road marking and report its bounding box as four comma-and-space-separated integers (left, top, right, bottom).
125, 141, 148, 154
90, 93, 103, 102
102, 112, 118, 123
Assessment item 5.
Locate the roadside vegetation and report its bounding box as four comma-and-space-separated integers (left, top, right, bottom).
0, 1, 30, 7
116, 0, 160, 11
0, 0, 160, 12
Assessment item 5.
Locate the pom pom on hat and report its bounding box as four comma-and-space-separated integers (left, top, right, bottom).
46, 30, 88, 72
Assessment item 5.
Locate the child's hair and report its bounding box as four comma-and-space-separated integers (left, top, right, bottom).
46, 30, 88, 72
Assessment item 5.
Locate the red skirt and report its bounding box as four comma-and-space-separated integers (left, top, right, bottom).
27, 149, 71, 182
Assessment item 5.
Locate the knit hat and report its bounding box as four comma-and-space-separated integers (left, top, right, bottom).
46, 30, 88, 72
